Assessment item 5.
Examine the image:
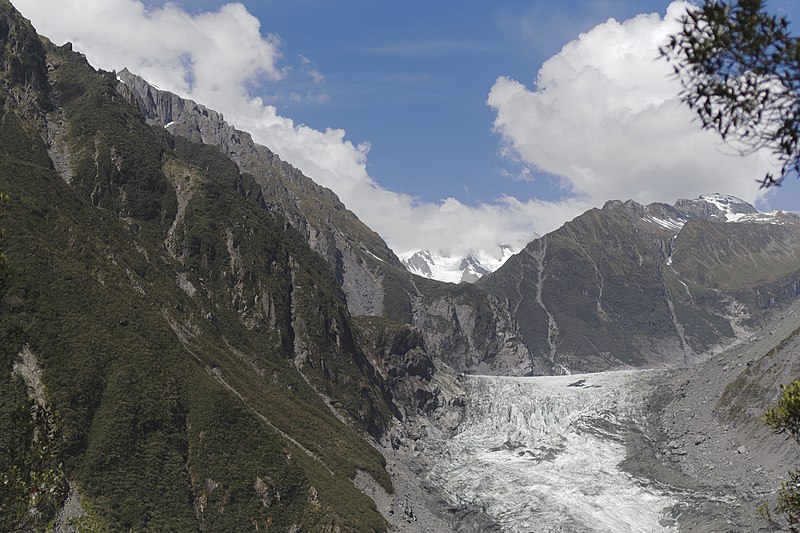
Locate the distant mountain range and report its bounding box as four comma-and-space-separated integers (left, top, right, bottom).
399, 246, 516, 283
2, 0, 800, 530
401, 193, 793, 283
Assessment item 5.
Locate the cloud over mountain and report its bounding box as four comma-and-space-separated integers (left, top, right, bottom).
487, 1, 778, 207
12, 0, 779, 267
14, 0, 562, 260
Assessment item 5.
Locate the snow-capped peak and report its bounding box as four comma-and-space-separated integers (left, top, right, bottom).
696, 193, 758, 222
400, 246, 516, 284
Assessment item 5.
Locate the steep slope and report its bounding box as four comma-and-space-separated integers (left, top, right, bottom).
117, 69, 416, 323
481, 197, 800, 373
0, 5, 398, 529
115, 69, 533, 376
632, 297, 800, 531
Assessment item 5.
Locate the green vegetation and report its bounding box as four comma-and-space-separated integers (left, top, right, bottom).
765, 381, 800, 444
760, 381, 800, 530
51, 44, 171, 222
0, 4, 393, 528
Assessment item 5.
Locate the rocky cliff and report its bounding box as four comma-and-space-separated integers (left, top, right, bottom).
117, 68, 412, 321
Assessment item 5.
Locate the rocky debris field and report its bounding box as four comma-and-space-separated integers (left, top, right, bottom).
375, 301, 800, 532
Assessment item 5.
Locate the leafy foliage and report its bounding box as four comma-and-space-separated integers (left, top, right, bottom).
765, 380, 800, 443
0, 399, 67, 533
661, 0, 800, 187
759, 381, 800, 530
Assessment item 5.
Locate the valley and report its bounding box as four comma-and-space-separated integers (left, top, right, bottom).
0, 1, 798, 531
380, 300, 800, 532
378, 303, 800, 532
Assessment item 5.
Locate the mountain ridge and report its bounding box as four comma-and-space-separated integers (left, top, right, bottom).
0, 9, 406, 528
2, 1, 800, 529
116, 67, 535, 377
480, 195, 800, 373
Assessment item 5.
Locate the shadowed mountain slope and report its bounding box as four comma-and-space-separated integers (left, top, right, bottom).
0, 4, 399, 529
481, 197, 800, 373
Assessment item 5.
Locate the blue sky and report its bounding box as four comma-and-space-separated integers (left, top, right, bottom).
165, 0, 800, 208
164, 1, 693, 204
12, 0, 800, 260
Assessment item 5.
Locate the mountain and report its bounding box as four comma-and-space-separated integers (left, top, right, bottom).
115, 68, 533, 377
116, 68, 419, 323
400, 246, 515, 284
2, 0, 800, 529
480, 195, 800, 373
0, 3, 535, 529
116, 61, 800, 381
0, 5, 407, 529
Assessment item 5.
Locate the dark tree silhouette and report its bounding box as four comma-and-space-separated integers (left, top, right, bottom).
661, 0, 800, 188
761, 381, 800, 530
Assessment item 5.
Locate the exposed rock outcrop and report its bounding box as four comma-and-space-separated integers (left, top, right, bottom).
118, 69, 405, 319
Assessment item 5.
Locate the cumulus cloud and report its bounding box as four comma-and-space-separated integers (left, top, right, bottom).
14, 0, 283, 106
13, 0, 770, 266
487, 1, 779, 207
12, 0, 564, 260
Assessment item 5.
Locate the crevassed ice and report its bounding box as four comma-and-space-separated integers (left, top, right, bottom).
427, 371, 678, 532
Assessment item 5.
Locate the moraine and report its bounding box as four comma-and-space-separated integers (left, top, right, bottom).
426, 370, 681, 532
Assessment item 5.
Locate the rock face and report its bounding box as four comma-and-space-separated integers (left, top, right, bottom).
480, 197, 800, 373
411, 282, 538, 375
459, 255, 490, 283
117, 68, 411, 320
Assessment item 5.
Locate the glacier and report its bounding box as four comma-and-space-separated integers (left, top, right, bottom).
426, 371, 680, 532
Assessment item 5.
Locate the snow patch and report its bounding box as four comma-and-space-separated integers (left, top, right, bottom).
645, 215, 685, 231
698, 193, 755, 222
737, 211, 789, 225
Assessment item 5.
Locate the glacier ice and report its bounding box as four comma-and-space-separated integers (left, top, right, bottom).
426, 371, 678, 532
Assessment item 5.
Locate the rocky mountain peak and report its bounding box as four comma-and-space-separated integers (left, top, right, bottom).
400, 248, 510, 284
401, 250, 434, 277
0, 0, 50, 120
459, 254, 490, 283
674, 193, 757, 222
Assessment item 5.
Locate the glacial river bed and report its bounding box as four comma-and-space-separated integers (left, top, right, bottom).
425, 371, 682, 532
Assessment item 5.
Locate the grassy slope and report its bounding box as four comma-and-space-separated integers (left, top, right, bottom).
1, 14, 392, 531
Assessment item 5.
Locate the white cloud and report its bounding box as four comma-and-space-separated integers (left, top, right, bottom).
11, 0, 560, 261
14, 0, 283, 106
487, 1, 779, 207
12, 0, 773, 272
307, 69, 325, 84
